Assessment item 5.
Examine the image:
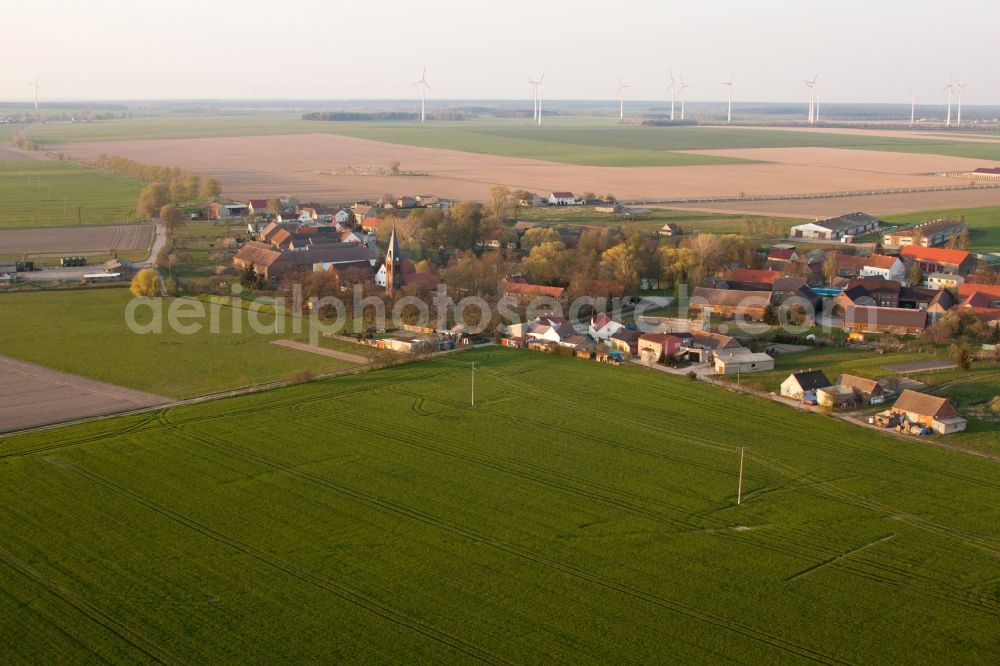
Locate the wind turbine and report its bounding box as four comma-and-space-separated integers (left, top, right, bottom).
910, 92, 917, 125
667, 68, 677, 121
943, 74, 954, 128
678, 75, 690, 120
412, 67, 431, 123
956, 81, 967, 128
528, 77, 540, 122
804, 74, 818, 124
28, 76, 41, 111
617, 77, 630, 122
536, 72, 545, 126
721, 74, 735, 124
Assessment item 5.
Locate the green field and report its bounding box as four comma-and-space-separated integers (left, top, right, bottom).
22, 114, 1000, 166
1, 348, 999, 662
0, 160, 144, 228
0, 288, 362, 398
885, 205, 1000, 253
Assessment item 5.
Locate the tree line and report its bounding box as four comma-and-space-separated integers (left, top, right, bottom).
94, 155, 223, 219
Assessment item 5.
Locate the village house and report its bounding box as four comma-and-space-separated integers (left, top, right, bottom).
843, 305, 928, 335
247, 198, 270, 216
608, 328, 641, 357
637, 332, 684, 363
890, 390, 967, 434
790, 212, 881, 241
884, 218, 967, 249
690, 287, 771, 321
780, 369, 832, 401
816, 384, 856, 408
900, 246, 975, 276
658, 223, 681, 236
726, 268, 782, 290
683, 330, 741, 363
547, 191, 577, 206
770, 277, 822, 313
502, 280, 566, 302
589, 312, 625, 342
206, 201, 248, 220
925, 272, 964, 291
714, 349, 774, 375
836, 374, 888, 405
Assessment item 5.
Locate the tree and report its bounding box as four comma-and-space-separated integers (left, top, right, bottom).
241, 262, 261, 291
487, 185, 513, 220
136, 183, 169, 218
906, 260, 923, 287
388, 160, 401, 176
129, 268, 161, 297
159, 205, 181, 231
599, 243, 643, 293
762, 304, 779, 325
201, 177, 222, 199
950, 341, 973, 371
521, 226, 561, 250
267, 198, 282, 216
822, 251, 841, 284
990, 322, 1000, 345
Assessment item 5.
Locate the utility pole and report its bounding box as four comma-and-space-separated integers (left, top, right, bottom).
469, 361, 476, 406
736, 447, 746, 505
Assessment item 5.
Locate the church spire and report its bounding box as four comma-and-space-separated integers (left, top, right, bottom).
385, 223, 402, 296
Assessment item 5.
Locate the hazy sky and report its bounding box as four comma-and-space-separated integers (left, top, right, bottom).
4, 0, 998, 104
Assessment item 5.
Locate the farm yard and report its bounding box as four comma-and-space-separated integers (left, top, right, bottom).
1, 348, 999, 662
0, 160, 144, 228
0, 288, 364, 399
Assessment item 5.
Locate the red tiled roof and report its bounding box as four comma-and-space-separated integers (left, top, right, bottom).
865, 255, 900, 270
768, 248, 795, 260
730, 268, 781, 284
503, 281, 565, 299
958, 282, 1000, 299
550, 191, 574, 198
248, 198, 268, 209
900, 246, 971, 265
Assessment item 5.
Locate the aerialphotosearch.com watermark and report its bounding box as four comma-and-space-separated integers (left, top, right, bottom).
124, 282, 849, 343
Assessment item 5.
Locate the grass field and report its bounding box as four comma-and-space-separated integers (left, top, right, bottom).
0, 288, 362, 398
885, 205, 1000, 253
1, 348, 999, 662
0, 160, 143, 228
24, 114, 1000, 166
515, 205, 805, 234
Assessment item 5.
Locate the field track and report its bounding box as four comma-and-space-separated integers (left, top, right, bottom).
0, 223, 152, 256
270, 339, 368, 364
0, 356, 169, 432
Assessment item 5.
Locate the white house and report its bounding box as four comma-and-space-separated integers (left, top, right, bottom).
547, 191, 577, 206
714, 350, 774, 375
780, 369, 832, 400
859, 255, 905, 282
333, 208, 351, 224
925, 273, 964, 290
588, 312, 624, 341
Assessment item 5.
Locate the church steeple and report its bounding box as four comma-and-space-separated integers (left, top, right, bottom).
385, 223, 402, 296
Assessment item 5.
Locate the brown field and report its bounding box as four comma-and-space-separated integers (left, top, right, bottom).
0, 144, 46, 161
0, 223, 153, 256
59, 134, 1000, 209
664, 187, 1000, 218
0, 356, 168, 433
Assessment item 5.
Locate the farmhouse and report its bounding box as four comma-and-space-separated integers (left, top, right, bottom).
884, 218, 967, 249
816, 385, 855, 408
843, 305, 928, 334
547, 191, 577, 206
608, 328, 641, 356
890, 390, 967, 434
926, 272, 964, 290
780, 369, 832, 400
836, 374, 887, 405
714, 349, 774, 375
727, 268, 782, 290
900, 246, 975, 276
637, 332, 683, 363
233, 241, 377, 282
790, 212, 881, 241
658, 223, 681, 236
247, 198, 270, 216
690, 287, 771, 321
770, 277, 822, 313
502, 280, 566, 301
589, 312, 625, 341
